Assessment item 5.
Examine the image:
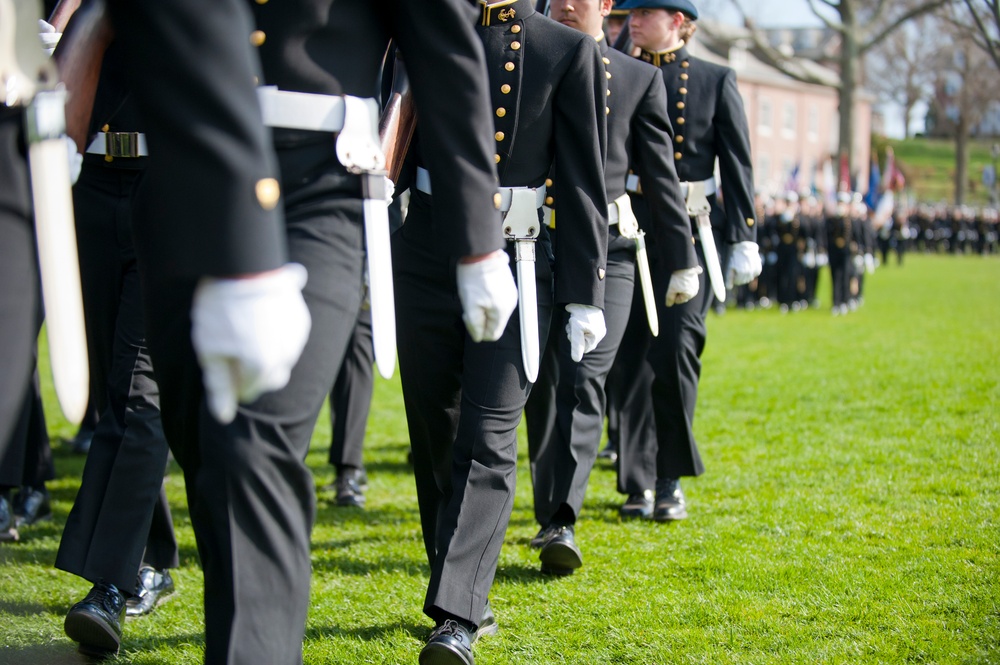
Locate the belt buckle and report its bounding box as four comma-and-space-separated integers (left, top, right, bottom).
105, 132, 141, 158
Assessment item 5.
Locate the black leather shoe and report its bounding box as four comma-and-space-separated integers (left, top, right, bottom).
474, 600, 497, 643
126, 566, 175, 617
419, 619, 474, 665
528, 525, 550, 549
13, 487, 52, 528
64, 582, 126, 656
332, 467, 367, 508
653, 478, 688, 522
597, 440, 618, 464
538, 525, 583, 576
0, 494, 18, 543
619, 489, 654, 520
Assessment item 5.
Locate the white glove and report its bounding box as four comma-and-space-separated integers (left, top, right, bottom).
726, 241, 763, 288
565, 304, 606, 362
65, 137, 82, 185
38, 20, 60, 57
456, 250, 517, 343
191, 263, 312, 424
864, 253, 876, 274
666, 266, 702, 307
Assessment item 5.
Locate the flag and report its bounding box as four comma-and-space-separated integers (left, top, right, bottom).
838, 153, 851, 193
884, 146, 906, 192
864, 158, 881, 211
785, 163, 801, 193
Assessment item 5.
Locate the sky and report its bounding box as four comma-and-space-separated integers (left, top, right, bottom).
701, 0, 833, 27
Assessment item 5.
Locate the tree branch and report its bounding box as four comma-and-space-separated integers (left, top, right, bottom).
860, 0, 952, 55
806, 0, 846, 33
740, 23, 842, 88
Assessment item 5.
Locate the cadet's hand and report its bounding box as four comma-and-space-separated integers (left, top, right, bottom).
725, 241, 762, 288
864, 253, 876, 274
456, 250, 517, 343
38, 20, 60, 57
191, 263, 311, 424
565, 304, 606, 362
666, 266, 702, 307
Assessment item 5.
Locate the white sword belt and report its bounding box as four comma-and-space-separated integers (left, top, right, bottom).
625, 174, 717, 200
85, 132, 148, 158
415, 166, 546, 216
258, 86, 348, 133
257, 86, 384, 175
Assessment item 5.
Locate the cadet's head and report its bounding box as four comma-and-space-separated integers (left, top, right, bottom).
619, 0, 698, 51
550, 0, 615, 38
606, 1, 630, 44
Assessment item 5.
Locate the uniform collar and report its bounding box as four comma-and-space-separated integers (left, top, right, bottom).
597, 32, 610, 56
479, 0, 535, 26
637, 41, 687, 66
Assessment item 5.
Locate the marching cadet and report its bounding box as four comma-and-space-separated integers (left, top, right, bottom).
89, 1, 516, 663
827, 193, 854, 315
43, 18, 180, 655
394, 0, 608, 660
525, 0, 699, 573
775, 191, 803, 313
0, 13, 45, 536
616, 0, 761, 521
322, 307, 374, 508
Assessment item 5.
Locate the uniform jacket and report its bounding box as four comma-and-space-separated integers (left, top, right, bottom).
600, 38, 696, 274
478, 0, 609, 308
637, 43, 756, 246
249, 0, 505, 258
106, 0, 286, 281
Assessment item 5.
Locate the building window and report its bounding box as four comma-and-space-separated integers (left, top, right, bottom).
757, 153, 771, 190
759, 97, 772, 135
782, 102, 796, 138
808, 105, 819, 142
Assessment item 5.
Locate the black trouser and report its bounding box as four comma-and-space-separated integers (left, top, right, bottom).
526, 230, 635, 526
56, 163, 177, 594
645, 234, 712, 480
776, 245, 799, 306
607, 264, 657, 496
0, 109, 37, 451
829, 247, 851, 307
394, 190, 552, 627
135, 143, 365, 665
327, 306, 374, 471
0, 367, 54, 490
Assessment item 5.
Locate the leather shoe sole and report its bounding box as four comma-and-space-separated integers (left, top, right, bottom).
539, 540, 583, 576
64, 609, 121, 656
419, 641, 474, 665
653, 504, 688, 522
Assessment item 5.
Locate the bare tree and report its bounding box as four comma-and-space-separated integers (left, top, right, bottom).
961, 0, 1000, 68
728, 0, 953, 173
926, 22, 1000, 203
865, 15, 937, 138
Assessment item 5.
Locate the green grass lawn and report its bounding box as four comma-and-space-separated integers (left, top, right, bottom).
887, 137, 999, 206
2, 253, 998, 664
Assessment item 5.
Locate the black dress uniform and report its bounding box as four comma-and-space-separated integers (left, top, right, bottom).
525, 35, 695, 536
55, 38, 178, 625
827, 202, 853, 313
109, 1, 508, 662
394, 0, 607, 633
101, 0, 295, 661
0, 109, 37, 463
617, 37, 757, 500
0, 3, 50, 538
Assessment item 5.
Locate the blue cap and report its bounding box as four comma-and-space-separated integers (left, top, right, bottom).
617, 0, 699, 20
